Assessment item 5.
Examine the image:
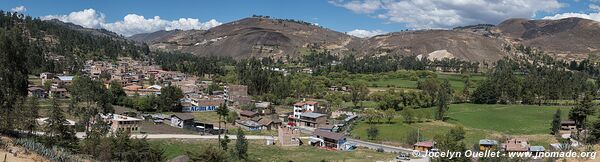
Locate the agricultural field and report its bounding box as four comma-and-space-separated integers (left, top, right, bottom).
367, 72, 487, 91
350, 103, 570, 147
149, 139, 396, 162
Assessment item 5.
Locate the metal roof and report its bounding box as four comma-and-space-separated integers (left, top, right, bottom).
301, 112, 326, 118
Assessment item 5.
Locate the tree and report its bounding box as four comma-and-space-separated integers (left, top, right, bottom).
216, 103, 229, 144
45, 98, 77, 149
404, 129, 420, 145
226, 111, 238, 125
187, 145, 227, 162
158, 85, 184, 112
234, 129, 248, 160
569, 94, 595, 129
418, 77, 440, 107
401, 108, 414, 124
363, 109, 381, 124
434, 126, 468, 162
436, 80, 452, 121
349, 81, 369, 108
551, 109, 561, 135
43, 80, 53, 92
384, 108, 395, 124
22, 97, 40, 134
108, 80, 126, 104
367, 126, 379, 140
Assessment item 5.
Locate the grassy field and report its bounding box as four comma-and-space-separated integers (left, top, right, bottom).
149, 139, 396, 162
368, 73, 486, 91
351, 104, 569, 147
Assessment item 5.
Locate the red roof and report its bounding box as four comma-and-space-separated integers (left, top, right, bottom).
414, 141, 435, 148
293, 102, 305, 106
305, 101, 318, 105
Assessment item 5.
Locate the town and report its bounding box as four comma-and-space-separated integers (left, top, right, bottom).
3, 1, 600, 162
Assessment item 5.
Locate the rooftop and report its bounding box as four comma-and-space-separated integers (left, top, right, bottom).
312, 130, 345, 140
479, 139, 498, 145
414, 141, 435, 147
301, 112, 326, 118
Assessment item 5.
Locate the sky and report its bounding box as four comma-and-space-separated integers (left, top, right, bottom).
1, 0, 599, 37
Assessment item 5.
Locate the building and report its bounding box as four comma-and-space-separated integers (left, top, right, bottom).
257, 117, 282, 130
224, 85, 251, 106
310, 130, 347, 150
49, 88, 68, 98
239, 110, 258, 120
28, 86, 47, 98
292, 101, 319, 119
236, 120, 262, 131
560, 120, 577, 131
181, 99, 223, 112
479, 139, 499, 151
39, 72, 53, 83
502, 138, 529, 152
102, 114, 142, 133
278, 126, 301, 146
55, 76, 74, 88
414, 141, 435, 151
170, 114, 195, 128
296, 112, 327, 128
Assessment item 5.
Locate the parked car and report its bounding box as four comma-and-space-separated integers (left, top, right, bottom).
376, 147, 385, 152
395, 153, 410, 161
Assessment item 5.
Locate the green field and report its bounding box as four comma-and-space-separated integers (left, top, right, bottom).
351, 104, 569, 147
149, 139, 396, 162
368, 73, 486, 91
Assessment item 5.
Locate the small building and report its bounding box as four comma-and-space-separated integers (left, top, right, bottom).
502, 138, 529, 152
181, 99, 222, 112
257, 117, 282, 130
278, 126, 301, 147
239, 110, 258, 120
39, 72, 53, 80
236, 120, 262, 131
49, 88, 68, 98
529, 146, 545, 156
310, 130, 347, 150
560, 120, 577, 131
414, 141, 435, 151
170, 114, 195, 129
102, 114, 142, 133
28, 87, 47, 98
296, 112, 327, 128
479, 139, 499, 151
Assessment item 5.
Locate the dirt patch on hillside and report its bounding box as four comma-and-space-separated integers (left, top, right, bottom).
0, 137, 48, 162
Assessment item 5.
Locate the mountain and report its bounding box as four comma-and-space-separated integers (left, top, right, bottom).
496, 17, 600, 60
131, 17, 600, 62
130, 17, 360, 59
357, 30, 510, 62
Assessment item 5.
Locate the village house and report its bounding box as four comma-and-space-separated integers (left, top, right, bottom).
295, 112, 327, 128
310, 130, 347, 150
278, 126, 301, 146
101, 114, 142, 133
561, 120, 577, 131
39, 72, 53, 83
257, 117, 282, 130
239, 110, 258, 120
49, 88, 68, 98
28, 86, 47, 98
54, 76, 74, 88
414, 141, 436, 151
292, 101, 319, 119
479, 139, 499, 151
170, 114, 195, 129
502, 138, 529, 152
236, 119, 263, 131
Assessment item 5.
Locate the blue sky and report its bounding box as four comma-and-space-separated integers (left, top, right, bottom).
1, 0, 599, 37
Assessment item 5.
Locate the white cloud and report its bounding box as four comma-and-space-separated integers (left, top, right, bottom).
331, 0, 564, 29
542, 12, 600, 22
11, 6, 27, 12
42, 9, 106, 28
330, 0, 382, 13
590, 4, 600, 11
347, 29, 386, 38
41, 9, 222, 36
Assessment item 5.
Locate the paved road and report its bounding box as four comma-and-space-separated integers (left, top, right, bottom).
347, 139, 430, 162
76, 132, 278, 140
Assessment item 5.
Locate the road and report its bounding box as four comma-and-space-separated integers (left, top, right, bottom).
347, 138, 429, 162
75, 132, 278, 140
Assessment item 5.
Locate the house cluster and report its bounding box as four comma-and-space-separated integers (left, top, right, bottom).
27, 73, 73, 99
